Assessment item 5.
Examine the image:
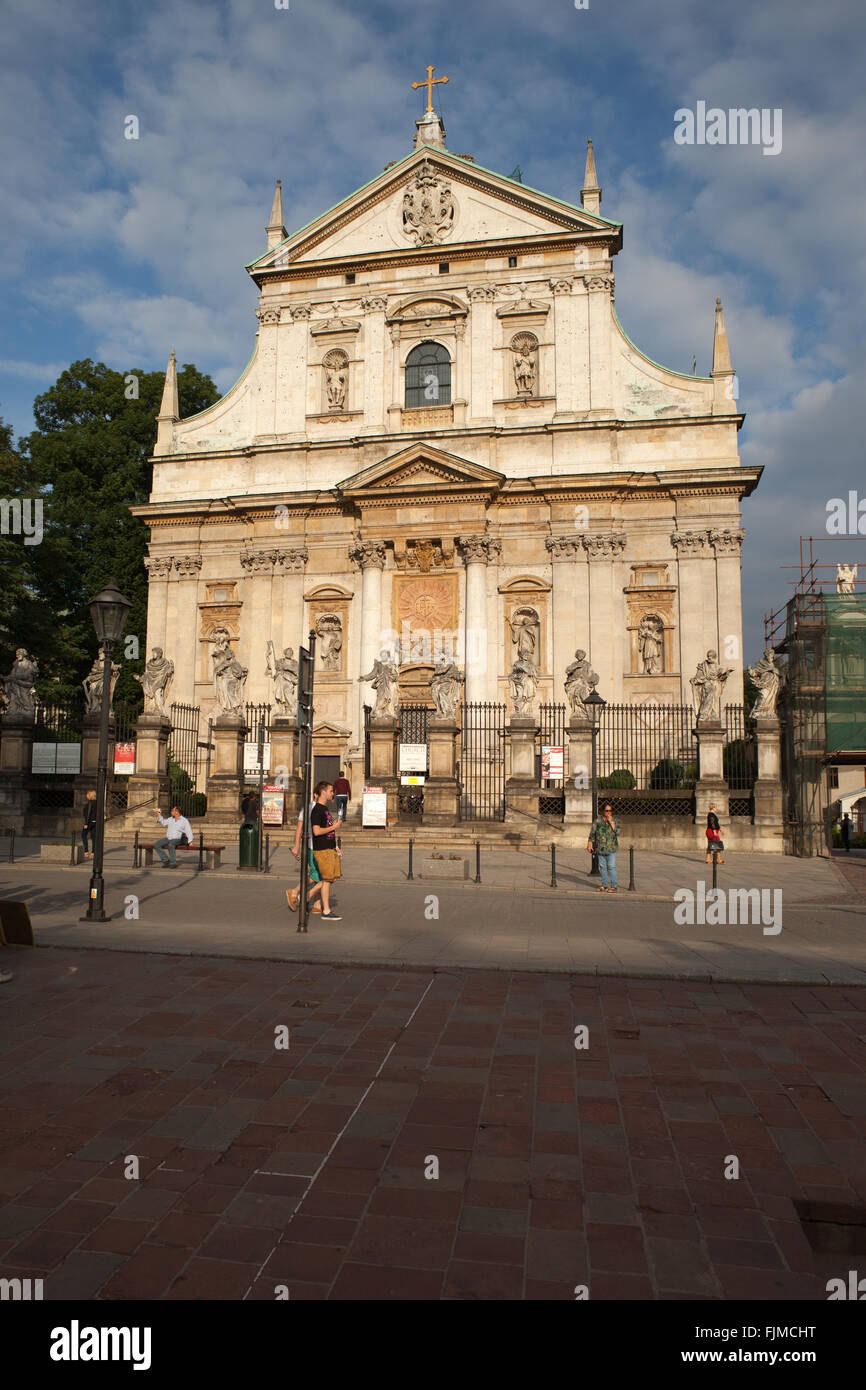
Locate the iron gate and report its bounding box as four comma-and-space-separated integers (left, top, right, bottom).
538, 701, 567, 817
168, 702, 201, 818
459, 702, 506, 821
399, 703, 429, 816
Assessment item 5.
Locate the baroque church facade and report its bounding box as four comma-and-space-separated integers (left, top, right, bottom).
135, 93, 758, 789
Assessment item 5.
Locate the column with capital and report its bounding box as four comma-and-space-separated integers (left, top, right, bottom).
277, 546, 308, 661
584, 532, 627, 698
468, 286, 496, 425
240, 549, 278, 703
360, 296, 388, 432
546, 535, 587, 697
255, 304, 281, 437
350, 538, 387, 742
387, 321, 402, 430
585, 273, 615, 415
549, 278, 578, 419
671, 530, 713, 702
275, 304, 311, 436
144, 555, 172, 656
457, 534, 499, 705
171, 555, 203, 706
710, 527, 746, 695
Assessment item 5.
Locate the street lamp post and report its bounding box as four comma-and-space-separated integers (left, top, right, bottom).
584, 688, 606, 877
81, 578, 132, 922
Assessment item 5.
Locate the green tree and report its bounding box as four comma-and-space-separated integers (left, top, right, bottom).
0, 414, 45, 677
18, 360, 217, 705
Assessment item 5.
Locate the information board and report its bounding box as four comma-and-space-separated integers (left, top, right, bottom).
244, 742, 271, 775
114, 743, 136, 776
398, 743, 427, 772
362, 786, 387, 827
261, 785, 285, 826
541, 745, 564, 781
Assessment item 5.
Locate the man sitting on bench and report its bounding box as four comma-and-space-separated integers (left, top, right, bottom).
153, 806, 193, 868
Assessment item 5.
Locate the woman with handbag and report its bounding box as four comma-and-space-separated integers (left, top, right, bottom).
706, 804, 725, 864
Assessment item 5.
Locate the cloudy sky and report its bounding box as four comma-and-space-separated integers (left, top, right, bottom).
1, 0, 863, 658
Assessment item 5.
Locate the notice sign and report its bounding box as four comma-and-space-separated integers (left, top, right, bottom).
400, 775, 425, 786
362, 786, 387, 828
261, 785, 285, 826
32, 743, 82, 775
399, 743, 427, 773
244, 741, 271, 775
32, 742, 57, 774
114, 743, 136, 776
542, 745, 564, 781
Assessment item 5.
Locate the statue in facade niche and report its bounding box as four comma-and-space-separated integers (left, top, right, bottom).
836, 563, 858, 595
83, 647, 121, 714
510, 334, 538, 396
564, 649, 598, 715
747, 649, 781, 719
508, 608, 540, 665
691, 649, 733, 722
429, 655, 463, 719
1, 648, 39, 717
134, 648, 174, 716
359, 649, 400, 718
638, 614, 664, 675
266, 642, 298, 713
507, 656, 538, 716
211, 629, 247, 716
316, 615, 343, 672
324, 351, 348, 411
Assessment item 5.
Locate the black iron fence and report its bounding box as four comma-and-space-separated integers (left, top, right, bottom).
459, 702, 506, 821
168, 702, 203, 818
244, 702, 272, 744
399, 703, 429, 817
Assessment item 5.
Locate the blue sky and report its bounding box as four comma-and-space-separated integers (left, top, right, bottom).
2, 0, 864, 657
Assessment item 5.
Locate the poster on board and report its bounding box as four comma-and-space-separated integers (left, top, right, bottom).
362, 786, 387, 827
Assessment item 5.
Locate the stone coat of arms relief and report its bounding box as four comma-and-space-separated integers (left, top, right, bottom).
401, 167, 456, 245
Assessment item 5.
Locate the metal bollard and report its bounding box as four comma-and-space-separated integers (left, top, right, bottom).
628, 845, 635, 892
550, 842, 558, 888
70, 831, 77, 867
9, 827, 15, 863
712, 850, 719, 890
133, 829, 139, 869
408, 838, 414, 880
475, 839, 481, 884
264, 833, 270, 874
198, 831, 204, 872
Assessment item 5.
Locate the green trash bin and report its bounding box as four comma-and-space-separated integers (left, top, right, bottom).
239, 821, 259, 869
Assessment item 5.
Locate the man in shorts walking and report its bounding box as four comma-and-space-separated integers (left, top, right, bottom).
310, 781, 342, 921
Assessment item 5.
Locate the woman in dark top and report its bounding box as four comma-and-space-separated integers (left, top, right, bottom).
706, 804, 724, 864
82, 790, 97, 858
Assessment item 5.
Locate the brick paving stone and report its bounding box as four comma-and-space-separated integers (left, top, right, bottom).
44, 1251, 124, 1301
443, 1260, 524, 1300
331, 1263, 443, 1299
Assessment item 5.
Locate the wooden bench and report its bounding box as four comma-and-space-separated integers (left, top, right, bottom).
139, 842, 226, 869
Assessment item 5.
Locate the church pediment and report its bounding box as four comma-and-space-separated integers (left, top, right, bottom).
337, 444, 504, 498
249, 149, 619, 277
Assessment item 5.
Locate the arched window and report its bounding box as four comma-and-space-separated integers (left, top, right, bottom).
405, 341, 451, 408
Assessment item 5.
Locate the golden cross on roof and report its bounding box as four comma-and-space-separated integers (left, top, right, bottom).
412, 64, 449, 113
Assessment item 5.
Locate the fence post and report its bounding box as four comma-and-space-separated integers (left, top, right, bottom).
475, 839, 481, 884
408, 838, 414, 880
550, 842, 557, 888
628, 846, 635, 892
133, 829, 139, 869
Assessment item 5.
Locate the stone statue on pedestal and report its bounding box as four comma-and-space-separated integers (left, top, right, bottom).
211, 629, 247, 716
1, 648, 38, 716
266, 642, 298, 713
429, 655, 463, 719
564, 649, 598, 715
316, 615, 343, 673
83, 647, 121, 714
836, 563, 858, 595
747, 649, 781, 719
638, 615, 664, 674
134, 648, 174, 716
691, 649, 733, 722
360, 650, 400, 718
507, 656, 538, 716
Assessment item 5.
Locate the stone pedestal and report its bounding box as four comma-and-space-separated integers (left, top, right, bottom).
75, 712, 116, 815
368, 716, 399, 822
126, 714, 171, 816
422, 717, 459, 825
270, 714, 303, 821
0, 714, 35, 821
505, 715, 539, 824
206, 715, 246, 821
694, 718, 729, 826
752, 717, 784, 833
565, 713, 594, 828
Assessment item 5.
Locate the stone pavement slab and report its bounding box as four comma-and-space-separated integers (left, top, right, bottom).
1, 946, 864, 1301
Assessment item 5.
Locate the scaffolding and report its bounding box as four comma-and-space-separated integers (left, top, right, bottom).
764, 539, 866, 855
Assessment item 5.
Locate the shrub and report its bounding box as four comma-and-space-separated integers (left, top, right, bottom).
649, 758, 684, 789
598, 768, 636, 790
682, 762, 698, 786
